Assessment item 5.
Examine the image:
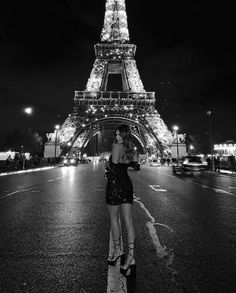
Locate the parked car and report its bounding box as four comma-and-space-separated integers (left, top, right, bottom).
150, 159, 161, 167
129, 161, 140, 171
139, 158, 146, 165
172, 156, 208, 175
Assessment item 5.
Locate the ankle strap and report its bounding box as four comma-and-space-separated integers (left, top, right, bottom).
128, 243, 135, 250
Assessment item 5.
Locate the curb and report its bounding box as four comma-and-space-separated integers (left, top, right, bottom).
219, 169, 236, 176
0, 166, 56, 177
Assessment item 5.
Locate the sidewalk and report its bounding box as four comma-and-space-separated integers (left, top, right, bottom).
219, 169, 236, 176
0, 166, 56, 177
0, 160, 56, 176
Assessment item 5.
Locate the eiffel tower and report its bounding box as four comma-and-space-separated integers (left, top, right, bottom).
58, 0, 172, 156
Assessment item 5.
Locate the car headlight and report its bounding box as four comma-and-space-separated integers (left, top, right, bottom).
70, 159, 75, 163
63, 159, 68, 163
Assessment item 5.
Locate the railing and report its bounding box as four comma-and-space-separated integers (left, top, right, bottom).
94, 43, 136, 58
74, 91, 155, 106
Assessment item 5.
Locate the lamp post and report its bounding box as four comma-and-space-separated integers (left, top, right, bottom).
206, 111, 215, 171
189, 145, 194, 155
54, 125, 60, 166
23, 107, 33, 160
24, 107, 33, 130
173, 125, 179, 162
67, 141, 72, 156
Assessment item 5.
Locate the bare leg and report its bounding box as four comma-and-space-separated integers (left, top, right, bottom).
121, 203, 136, 245
120, 203, 136, 274
107, 204, 122, 264
107, 204, 121, 242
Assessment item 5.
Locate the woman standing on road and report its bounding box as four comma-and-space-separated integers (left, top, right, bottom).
105, 124, 137, 276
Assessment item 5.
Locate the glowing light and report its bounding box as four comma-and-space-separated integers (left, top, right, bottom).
24, 107, 33, 115
173, 125, 179, 131
101, 0, 129, 43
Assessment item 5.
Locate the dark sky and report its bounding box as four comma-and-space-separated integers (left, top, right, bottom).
0, 0, 236, 144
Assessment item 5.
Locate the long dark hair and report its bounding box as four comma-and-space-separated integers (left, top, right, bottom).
114, 124, 134, 160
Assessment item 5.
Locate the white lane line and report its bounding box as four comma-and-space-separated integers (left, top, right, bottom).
47, 179, 54, 182
133, 194, 177, 279
0, 190, 20, 199
150, 169, 236, 195
150, 169, 176, 178
212, 188, 233, 195
153, 222, 173, 233
107, 224, 127, 293
55, 177, 61, 180
149, 185, 167, 192
183, 179, 235, 195
228, 187, 236, 189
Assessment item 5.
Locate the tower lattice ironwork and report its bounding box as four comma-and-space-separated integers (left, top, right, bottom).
58, 0, 173, 155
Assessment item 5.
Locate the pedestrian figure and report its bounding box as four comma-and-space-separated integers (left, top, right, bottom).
6, 155, 12, 167
214, 156, 220, 172
207, 157, 212, 170
166, 157, 170, 166
229, 155, 236, 172
14, 153, 20, 169
105, 124, 137, 276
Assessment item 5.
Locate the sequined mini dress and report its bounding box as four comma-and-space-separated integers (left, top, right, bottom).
105, 157, 133, 205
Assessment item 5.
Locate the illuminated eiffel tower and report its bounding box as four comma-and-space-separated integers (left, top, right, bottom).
59, 0, 172, 155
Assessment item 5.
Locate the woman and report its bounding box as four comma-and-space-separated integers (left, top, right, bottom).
105, 124, 137, 276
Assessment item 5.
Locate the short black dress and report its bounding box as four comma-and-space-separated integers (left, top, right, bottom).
105, 157, 134, 205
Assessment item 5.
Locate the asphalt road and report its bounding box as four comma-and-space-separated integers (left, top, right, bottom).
0, 162, 235, 293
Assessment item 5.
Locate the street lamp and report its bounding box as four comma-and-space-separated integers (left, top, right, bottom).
54, 125, 60, 166
189, 145, 194, 155
24, 107, 33, 115
173, 125, 179, 162
206, 111, 215, 171
24, 107, 33, 130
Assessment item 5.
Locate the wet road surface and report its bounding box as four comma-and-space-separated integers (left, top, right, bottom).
0, 162, 235, 292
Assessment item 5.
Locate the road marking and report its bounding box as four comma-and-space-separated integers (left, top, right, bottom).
149, 185, 167, 192
212, 188, 233, 194
149, 169, 176, 178
0, 190, 20, 199
107, 224, 127, 293
184, 179, 235, 195
134, 194, 177, 280
150, 169, 236, 194
47, 179, 54, 182
153, 222, 173, 233
228, 187, 236, 189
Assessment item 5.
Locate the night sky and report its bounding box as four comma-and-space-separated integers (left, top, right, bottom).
0, 0, 236, 149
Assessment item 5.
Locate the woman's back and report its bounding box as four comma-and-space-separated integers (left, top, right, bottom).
112, 143, 133, 164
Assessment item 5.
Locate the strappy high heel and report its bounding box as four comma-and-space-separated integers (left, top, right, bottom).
120, 243, 136, 276
107, 238, 123, 266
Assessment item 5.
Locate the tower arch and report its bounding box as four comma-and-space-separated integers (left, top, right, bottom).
58, 0, 173, 157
